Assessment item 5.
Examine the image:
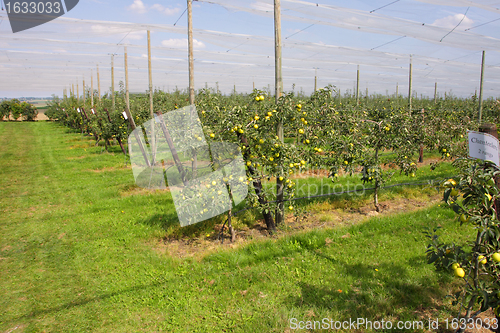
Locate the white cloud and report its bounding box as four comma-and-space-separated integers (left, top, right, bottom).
161, 38, 205, 49
127, 1, 180, 16
151, 4, 181, 16
128, 0, 147, 14
431, 14, 474, 30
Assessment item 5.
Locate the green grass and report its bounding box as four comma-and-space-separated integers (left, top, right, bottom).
0, 122, 473, 332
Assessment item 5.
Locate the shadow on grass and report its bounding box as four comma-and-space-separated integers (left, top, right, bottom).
288, 252, 455, 327
5, 280, 171, 325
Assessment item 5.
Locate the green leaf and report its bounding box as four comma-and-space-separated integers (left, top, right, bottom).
428, 253, 439, 264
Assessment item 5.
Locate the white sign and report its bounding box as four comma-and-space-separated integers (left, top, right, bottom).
91, 109, 95, 114
122, 111, 128, 120
468, 130, 500, 167
77, 108, 80, 113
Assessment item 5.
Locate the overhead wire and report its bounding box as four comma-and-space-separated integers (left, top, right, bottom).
465, 17, 500, 31
173, 7, 188, 26
285, 23, 315, 39
370, 35, 406, 50
370, 0, 401, 13
440, 6, 470, 42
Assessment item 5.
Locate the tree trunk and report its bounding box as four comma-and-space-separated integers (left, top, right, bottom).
374, 147, 380, 212
237, 132, 276, 233
228, 208, 235, 243
116, 137, 127, 155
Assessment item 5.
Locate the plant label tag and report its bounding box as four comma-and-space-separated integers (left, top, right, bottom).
468, 130, 500, 167
91, 109, 95, 114
77, 108, 80, 113
122, 111, 128, 120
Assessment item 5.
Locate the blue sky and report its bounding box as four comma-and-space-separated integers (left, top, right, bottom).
1, 0, 499, 98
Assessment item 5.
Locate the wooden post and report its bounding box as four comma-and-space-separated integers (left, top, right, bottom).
147, 30, 155, 162
478, 50, 485, 123
148, 30, 153, 119
187, 0, 195, 104
434, 82, 437, 103
408, 55, 413, 112
396, 82, 398, 98
156, 111, 188, 186
124, 46, 149, 166
111, 54, 115, 110
275, 0, 283, 228
366, 87, 368, 99
314, 68, 317, 91
76, 83, 79, 102
72, 84, 74, 98
356, 65, 360, 105
124, 46, 134, 128
419, 108, 424, 163
83, 78, 86, 105
91, 70, 94, 107
97, 64, 101, 102
274, 0, 283, 112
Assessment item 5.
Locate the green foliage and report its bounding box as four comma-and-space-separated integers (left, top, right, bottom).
9, 99, 22, 120
0, 100, 11, 121
46, 87, 487, 228
20, 101, 38, 121
427, 159, 500, 320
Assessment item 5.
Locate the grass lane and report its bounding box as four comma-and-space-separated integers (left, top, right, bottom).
0, 122, 472, 332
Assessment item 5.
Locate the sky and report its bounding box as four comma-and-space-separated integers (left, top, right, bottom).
0, 0, 500, 98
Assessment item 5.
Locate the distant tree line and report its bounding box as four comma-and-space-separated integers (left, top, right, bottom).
0, 99, 38, 121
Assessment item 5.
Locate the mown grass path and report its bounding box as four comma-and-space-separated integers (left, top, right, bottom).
0, 122, 472, 332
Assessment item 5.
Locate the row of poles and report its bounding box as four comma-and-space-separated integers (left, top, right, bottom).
353, 51, 487, 120
61, 0, 487, 228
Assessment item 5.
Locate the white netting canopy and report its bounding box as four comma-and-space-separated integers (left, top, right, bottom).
0, 0, 499, 97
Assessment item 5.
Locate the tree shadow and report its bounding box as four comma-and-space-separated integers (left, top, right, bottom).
5, 279, 172, 325
287, 250, 455, 330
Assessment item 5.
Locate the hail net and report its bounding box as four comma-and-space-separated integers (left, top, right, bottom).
0, 0, 499, 98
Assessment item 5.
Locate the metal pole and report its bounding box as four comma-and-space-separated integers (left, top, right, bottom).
187, 0, 195, 104
408, 55, 413, 112
111, 54, 115, 110
479, 50, 486, 123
